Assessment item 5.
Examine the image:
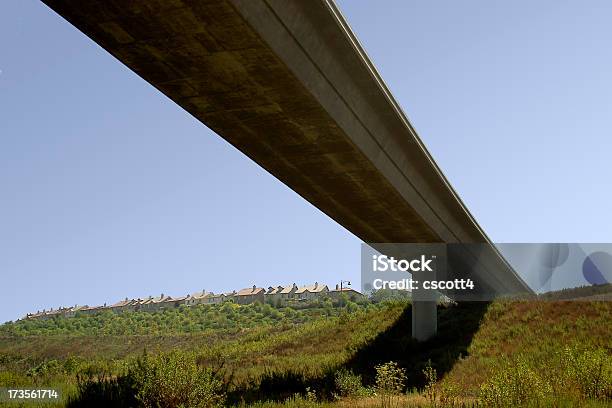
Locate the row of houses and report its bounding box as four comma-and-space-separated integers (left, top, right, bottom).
23, 282, 363, 320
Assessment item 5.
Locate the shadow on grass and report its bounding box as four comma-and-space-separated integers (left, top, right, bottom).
228, 302, 490, 404
65, 374, 139, 408
67, 302, 490, 406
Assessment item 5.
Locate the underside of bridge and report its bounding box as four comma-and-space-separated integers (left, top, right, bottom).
42, 0, 531, 340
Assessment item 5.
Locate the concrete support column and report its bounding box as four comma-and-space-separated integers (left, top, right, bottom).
411, 269, 438, 341
411, 300, 437, 341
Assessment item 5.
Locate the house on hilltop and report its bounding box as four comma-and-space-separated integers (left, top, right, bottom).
109, 298, 136, 313
142, 294, 172, 311
187, 291, 227, 305
234, 285, 265, 304
266, 285, 283, 295
22, 281, 353, 319
204, 292, 227, 304
280, 283, 298, 301
185, 290, 208, 306
26, 308, 59, 320
266, 283, 298, 305
80, 305, 103, 315
295, 282, 329, 301
329, 285, 365, 302
63, 305, 82, 318
165, 295, 188, 309
130, 298, 146, 312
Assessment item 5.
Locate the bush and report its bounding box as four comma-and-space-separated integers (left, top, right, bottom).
480, 356, 552, 407
68, 350, 226, 408
26, 359, 64, 377
480, 346, 612, 407
333, 368, 369, 398
131, 350, 226, 408
422, 361, 437, 405
375, 361, 406, 408
438, 380, 461, 408
560, 346, 612, 400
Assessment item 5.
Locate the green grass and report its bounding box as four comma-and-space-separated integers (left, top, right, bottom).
445, 300, 611, 395
1, 301, 357, 337
0, 301, 402, 405
0, 290, 610, 407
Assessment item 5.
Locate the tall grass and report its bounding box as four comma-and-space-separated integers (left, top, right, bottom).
0, 299, 610, 407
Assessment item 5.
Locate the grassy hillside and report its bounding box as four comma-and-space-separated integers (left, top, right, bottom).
0, 301, 402, 407
443, 300, 611, 398
0, 292, 610, 407
1, 301, 358, 336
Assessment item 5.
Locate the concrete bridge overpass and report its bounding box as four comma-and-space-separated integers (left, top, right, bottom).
41, 0, 532, 340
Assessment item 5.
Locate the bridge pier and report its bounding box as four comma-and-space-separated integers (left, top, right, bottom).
411, 300, 437, 341
411, 269, 438, 341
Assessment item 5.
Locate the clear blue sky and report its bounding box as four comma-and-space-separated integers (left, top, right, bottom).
2, 1, 612, 322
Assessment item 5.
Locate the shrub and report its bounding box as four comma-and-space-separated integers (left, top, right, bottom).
67, 351, 225, 408
479, 346, 612, 406
375, 361, 406, 408
26, 359, 63, 377
480, 356, 552, 407
131, 350, 226, 408
345, 301, 359, 313
422, 361, 437, 405
333, 368, 369, 398
561, 346, 612, 400
438, 380, 461, 408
